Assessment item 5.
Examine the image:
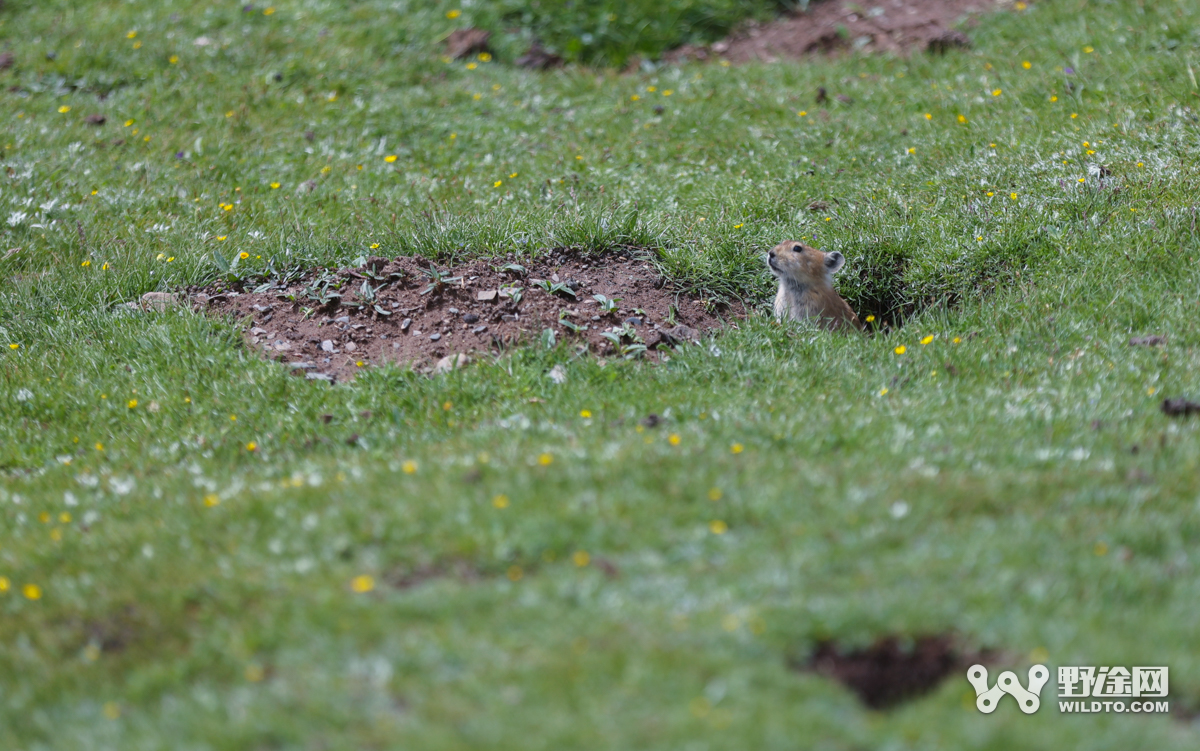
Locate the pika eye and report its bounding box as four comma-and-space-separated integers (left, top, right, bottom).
792, 244, 802, 252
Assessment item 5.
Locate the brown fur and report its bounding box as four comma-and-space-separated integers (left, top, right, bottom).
766, 240, 863, 332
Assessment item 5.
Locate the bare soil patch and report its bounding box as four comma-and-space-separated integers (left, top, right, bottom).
669, 0, 1007, 64
798, 634, 989, 709
194, 248, 744, 382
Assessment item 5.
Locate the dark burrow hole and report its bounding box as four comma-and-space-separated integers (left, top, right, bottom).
837, 234, 1052, 330
795, 634, 990, 710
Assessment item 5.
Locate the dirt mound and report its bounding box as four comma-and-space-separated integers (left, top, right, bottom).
669, 0, 1004, 64
801, 634, 988, 709
194, 248, 744, 382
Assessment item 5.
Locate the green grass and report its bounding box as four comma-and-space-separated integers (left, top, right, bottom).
474, 0, 789, 68
3, 0, 1200, 748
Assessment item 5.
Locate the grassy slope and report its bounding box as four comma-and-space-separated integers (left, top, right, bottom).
2, 0, 1200, 748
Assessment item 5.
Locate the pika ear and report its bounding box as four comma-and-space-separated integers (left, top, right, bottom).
824, 251, 846, 274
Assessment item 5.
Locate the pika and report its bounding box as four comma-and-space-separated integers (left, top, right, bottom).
766, 240, 863, 332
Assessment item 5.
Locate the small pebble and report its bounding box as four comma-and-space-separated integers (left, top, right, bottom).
463, 313, 479, 324
400, 318, 412, 331
430, 333, 441, 341
472, 325, 488, 334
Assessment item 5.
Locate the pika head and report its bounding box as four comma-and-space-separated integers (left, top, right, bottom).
766, 241, 845, 285
767, 240, 862, 331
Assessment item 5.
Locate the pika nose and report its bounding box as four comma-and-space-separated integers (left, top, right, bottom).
768, 249, 776, 258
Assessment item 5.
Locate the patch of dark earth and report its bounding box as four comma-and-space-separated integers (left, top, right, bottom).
796, 634, 993, 710
666, 0, 1004, 64
1162, 397, 1200, 418
459, 0, 1007, 71
189, 247, 746, 382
